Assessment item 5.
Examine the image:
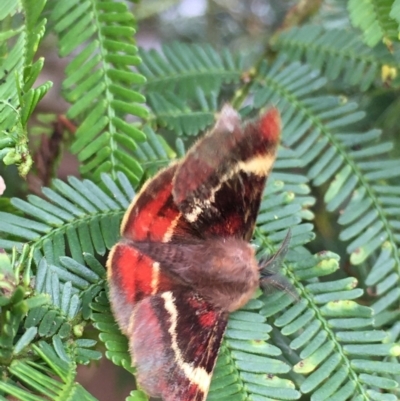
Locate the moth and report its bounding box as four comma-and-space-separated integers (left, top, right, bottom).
107, 105, 288, 401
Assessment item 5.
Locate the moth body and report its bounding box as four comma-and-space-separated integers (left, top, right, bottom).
131, 237, 260, 312
107, 105, 282, 401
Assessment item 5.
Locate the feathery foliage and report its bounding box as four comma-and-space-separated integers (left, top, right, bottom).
140, 42, 243, 136
138, 42, 243, 98
348, 0, 399, 47
49, 0, 148, 184
274, 25, 395, 90
251, 57, 400, 327
1, 1, 400, 401
0, 0, 52, 176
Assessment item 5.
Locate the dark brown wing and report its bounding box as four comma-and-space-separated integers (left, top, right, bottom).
128, 290, 227, 401
116, 105, 280, 245
173, 105, 281, 240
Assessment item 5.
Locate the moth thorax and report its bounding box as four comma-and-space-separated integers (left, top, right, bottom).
200, 238, 260, 312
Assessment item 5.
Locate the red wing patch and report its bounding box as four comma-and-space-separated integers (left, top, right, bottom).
121, 165, 181, 242
119, 164, 200, 242
107, 242, 179, 333
129, 290, 227, 401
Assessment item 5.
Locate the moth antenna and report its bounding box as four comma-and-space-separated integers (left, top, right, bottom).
260, 274, 299, 301
259, 229, 291, 275
259, 230, 298, 300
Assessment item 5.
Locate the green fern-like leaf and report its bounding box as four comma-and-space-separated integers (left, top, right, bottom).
138, 44, 243, 137
1, 340, 99, 400
253, 180, 399, 400
274, 25, 395, 90
251, 57, 400, 324
348, 0, 399, 47
138, 42, 243, 99
0, 0, 52, 176
391, 0, 400, 30
49, 0, 148, 184
0, 174, 132, 356
0, 173, 134, 268
0, 243, 104, 399
146, 89, 217, 136
267, 267, 400, 401
91, 289, 133, 372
